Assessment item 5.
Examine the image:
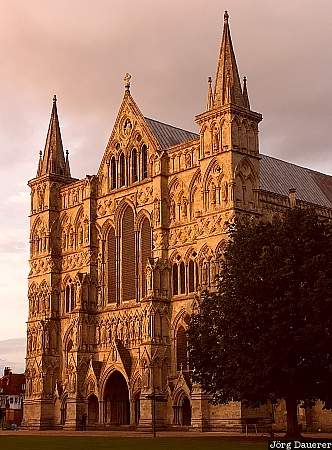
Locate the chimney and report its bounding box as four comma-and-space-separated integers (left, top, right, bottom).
4, 367, 12, 376
289, 188, 296, 208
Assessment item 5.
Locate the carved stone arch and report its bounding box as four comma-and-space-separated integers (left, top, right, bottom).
234, 156, 257, 180
169, 250, 181, 264
59, 212, 70, 228
171, 308, 191, 337
114, 198, 137, 232
168, 176, 184, 195
73, 206, 84, 227
99, 366, 130, 400
188, 169, 201, 200
173, 384, 191, 405
202, 158, 222, 190
30, 216, 44, 238
63, 323, 75, 351
136, 209, 152, 230
215, 239, 227, 259
198, 243, 214, 262
101, 218, 116, 241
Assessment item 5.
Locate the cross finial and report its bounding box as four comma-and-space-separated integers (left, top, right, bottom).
124, 73, 131, 92
224, 10, 229, 22
53, 94, 57, 104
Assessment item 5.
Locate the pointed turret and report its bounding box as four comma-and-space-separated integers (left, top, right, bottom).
38, 95, 70, 177
206, 76, 214, 110
242, 76, 250, 109
213, 11, 244, 108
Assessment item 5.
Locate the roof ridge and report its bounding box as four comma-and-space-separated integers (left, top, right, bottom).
261, 153, 332, 178
144, 116, 199, 136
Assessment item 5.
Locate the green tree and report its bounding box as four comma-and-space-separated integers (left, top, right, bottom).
188, 208, 332, 438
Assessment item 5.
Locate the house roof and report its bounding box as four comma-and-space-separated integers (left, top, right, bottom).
145, 117, 199, 149
260, 154, 332, 208
0, 373, 25, 396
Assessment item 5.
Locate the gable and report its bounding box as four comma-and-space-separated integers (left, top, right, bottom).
97, 92, 160, 177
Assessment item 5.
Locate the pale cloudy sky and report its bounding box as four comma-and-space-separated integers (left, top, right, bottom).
0, 0, 331, 357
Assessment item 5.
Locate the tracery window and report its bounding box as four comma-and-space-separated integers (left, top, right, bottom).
179, 262, 185, 294
107, 227, 116, 303
176, 326, 188, 371
110, 157, 116, 190
119, 153, 126, 187
141, 144, 148, 179
131, 148, 138, 183
172, 264, 178, 296
121, 205, 136, 301
65, 280, 76, 313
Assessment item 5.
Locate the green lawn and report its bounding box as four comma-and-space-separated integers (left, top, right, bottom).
0, 436, 266, 450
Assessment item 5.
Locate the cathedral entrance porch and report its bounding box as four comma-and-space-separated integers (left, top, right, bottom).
103, 371, 130, 426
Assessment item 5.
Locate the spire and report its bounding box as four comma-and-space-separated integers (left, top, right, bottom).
206, 76, 214, 110
242, 76, 250, 109
65, 150, 71, 177
38, 95, 70, 177
37, 151, 43, 177
213, 11, 245, 108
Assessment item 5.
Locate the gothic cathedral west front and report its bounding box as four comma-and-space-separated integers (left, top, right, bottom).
23, 12, 332, 431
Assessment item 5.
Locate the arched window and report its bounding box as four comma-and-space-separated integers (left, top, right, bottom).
65, 285, 71, 313
119, 153, 126, 187
176, 326, 188, 371
141, 144, 148, 179
131, 148, 138, 183
70, 284, 76, 310
121, 206, 136, 301
107, 227, 116, 303
179, 262, 185, 294
140, 217, 152, 298
66, 341, 73, 367
188, 260, 195, 293
172, 264, 178, 295
65, 281, 75, 313
110, 157, 116, 190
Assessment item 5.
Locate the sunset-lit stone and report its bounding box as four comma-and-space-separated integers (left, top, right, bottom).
22, 12, 332, 432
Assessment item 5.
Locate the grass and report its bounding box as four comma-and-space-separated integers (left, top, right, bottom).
0, 436, 267, 450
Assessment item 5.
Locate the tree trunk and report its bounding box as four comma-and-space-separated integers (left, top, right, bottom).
285, 398, 301, 439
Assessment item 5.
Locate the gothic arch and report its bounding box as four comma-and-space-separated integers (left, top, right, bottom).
100, 218, 116, 241
99, 367, 130, 400
202, 158, 222, 190
114, 198, 137, 231
136, 209, 151, 229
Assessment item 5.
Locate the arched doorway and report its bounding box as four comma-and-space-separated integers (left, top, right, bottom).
88, 394, 99, 425
173, 394, 191, 426
182, 396, 191, 426
103, 371, 130, 425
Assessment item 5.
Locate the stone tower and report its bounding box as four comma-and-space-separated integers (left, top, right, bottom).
24, 12, 332, 432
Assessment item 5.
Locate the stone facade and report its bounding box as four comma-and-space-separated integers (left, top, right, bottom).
22, 12, 332, 431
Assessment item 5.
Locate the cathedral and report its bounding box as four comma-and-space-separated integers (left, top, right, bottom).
23, 12, 332, 432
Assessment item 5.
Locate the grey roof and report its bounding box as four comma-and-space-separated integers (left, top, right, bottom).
144, 117, 332, 209
145, 117, 199, 149
260, 154, 332, 208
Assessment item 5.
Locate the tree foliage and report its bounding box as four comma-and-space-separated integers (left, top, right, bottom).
188, 208, 332, 435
